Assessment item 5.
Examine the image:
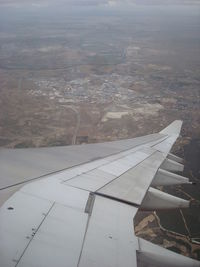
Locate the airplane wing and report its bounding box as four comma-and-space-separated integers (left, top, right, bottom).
0, 129, 169, 206
0, 120, 199, 267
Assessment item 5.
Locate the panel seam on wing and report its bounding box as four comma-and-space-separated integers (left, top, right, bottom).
95, 151, 158, 193
14, 202, 55, 267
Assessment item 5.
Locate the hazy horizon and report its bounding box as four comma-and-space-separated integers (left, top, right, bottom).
0, 0, 200, 8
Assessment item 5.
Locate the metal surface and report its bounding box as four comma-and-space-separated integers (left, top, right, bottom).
137, 238, 200, 267
141, 187, 190, 210
64, 148, 157, 193
64, 169, 116, 192
160, 120, 183, 136
153, 135, 178, 153
0, 133, 165, 205
79, 195, 138, 267
152, 168, 190, 186
0, 133, 164, 190
161, 158, 184, 172
98, 149, 151, 176
20, 177, 90, 211
167, 153, 184, 163
16, 203, 88, 267
0, 191, 53, 267
0, 184, 22, 207
98, 151, 165, 205
153, 121, 183, 154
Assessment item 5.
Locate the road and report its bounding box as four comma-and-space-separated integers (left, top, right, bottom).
66, 106, 80, 145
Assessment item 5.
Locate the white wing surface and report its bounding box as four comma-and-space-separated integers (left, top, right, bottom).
0, 132, 165, 206
0, 120, 199, 267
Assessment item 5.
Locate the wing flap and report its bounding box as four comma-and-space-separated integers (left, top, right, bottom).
98, 151, 165, 205
79, 195, 138, 267
63, 148, 154, 192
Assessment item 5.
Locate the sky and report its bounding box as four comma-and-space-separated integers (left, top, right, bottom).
0, 0, 200, 8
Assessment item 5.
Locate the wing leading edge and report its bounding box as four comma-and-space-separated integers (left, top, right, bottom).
0, 120, 199, 267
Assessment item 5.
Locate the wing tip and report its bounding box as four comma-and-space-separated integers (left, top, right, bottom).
160, 120, 183, 136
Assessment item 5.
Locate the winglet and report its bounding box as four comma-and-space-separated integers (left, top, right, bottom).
160, 120, 183, 136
